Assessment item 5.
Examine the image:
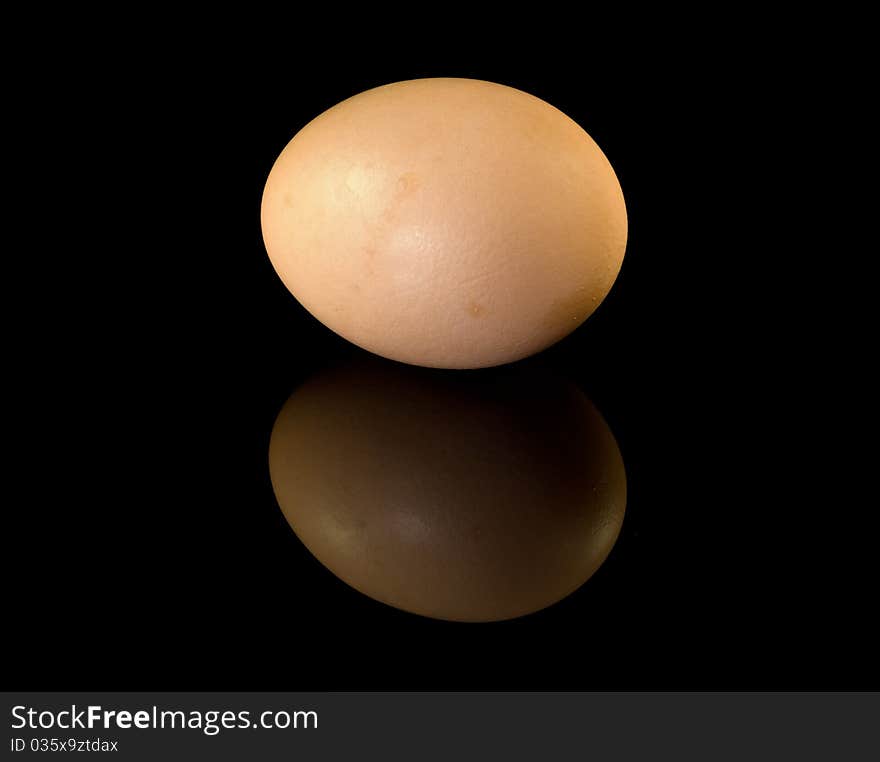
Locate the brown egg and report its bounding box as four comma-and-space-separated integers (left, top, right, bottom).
268, 360, 626, 622
261, 78, 627, 369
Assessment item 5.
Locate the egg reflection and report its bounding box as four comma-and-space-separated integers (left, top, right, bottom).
269, 359, 626, 622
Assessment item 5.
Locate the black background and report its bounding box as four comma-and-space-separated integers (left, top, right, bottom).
7, 30, 872, 689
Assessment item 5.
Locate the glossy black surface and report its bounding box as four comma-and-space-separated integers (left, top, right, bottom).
8, 38, 872, 689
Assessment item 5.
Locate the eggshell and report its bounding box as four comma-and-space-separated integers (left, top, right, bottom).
261, 78, 627, 368
268, 360, 626, 622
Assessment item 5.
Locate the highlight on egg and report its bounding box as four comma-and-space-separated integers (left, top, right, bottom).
261, 78, 627, 369
269, 359, 626, 622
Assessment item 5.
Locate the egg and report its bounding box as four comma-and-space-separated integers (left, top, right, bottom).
268, 359, 626, 622
261, 78, 627, 368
